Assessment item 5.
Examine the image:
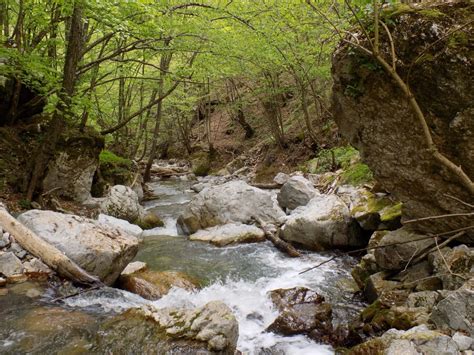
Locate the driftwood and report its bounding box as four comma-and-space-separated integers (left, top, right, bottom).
149, 166, 189, 177
255, 218, 301, 257
0, 206, 102, 286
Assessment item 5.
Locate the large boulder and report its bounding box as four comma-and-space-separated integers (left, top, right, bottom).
331, 2, 474, 240
189, 223, 265, 247
98, 301, 238, 354
280, 194, 364, 250
374, 227, 433, 271
177, 180, 285, 235
43, 132, 104, 203
277, 175, 318, 211
99, 185, 145, 224
97, 214, 143, 239
18, 210, 139, 285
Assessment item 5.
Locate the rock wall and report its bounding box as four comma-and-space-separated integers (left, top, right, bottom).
332, 2, 473, 238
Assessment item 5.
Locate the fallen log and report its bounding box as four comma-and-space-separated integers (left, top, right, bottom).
255, 218, 301, 257
0, 204, 102, 286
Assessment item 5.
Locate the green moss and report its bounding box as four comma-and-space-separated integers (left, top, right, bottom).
99, 150, 132, 167
19, 199, 32, 210
341, 163, 373, 186
448, 31, 469, 48
192, 160, 210, 177
309, 146, 359, 174
418, 8, 445, 18
380, 203, 402, 222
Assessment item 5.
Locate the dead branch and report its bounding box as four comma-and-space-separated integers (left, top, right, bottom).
254, 218, 301, 257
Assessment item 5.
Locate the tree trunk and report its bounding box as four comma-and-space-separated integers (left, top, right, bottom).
144, 47, 172, 182
26, 2, 84, 200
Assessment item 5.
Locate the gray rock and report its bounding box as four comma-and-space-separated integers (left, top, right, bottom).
364, 271, 400, 303
100, 185, 145, 224
8, 242, 27, 259
385, 339, 421, 355
277, 175, 318, 211
353, 325, 460, 355
0, 233, 10, 248
280, 194, 364, 251
273, 172, 290, 185
190, 182, 209, 193
189, 223, 265, 247
18, 210, 139, 285
452, 332, 473, 351
177, 180, 285, 235
406, 291, 441, 310
0, 252, 24, 277
430, 282, 474, 336
121, 261, 147, 276
102, 301, 238, 353
42, 141, 101, 203
97, 214, 143, 239
374, 227, 433, 270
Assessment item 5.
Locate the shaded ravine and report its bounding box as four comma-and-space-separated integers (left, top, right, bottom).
0, 179, 364, 354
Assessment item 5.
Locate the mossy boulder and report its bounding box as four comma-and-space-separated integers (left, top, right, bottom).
136, 212, 164, 230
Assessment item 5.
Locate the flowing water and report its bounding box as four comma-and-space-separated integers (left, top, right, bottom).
0, 178, 364, 355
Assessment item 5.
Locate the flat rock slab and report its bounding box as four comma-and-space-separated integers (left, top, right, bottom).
189, 223, 265, 246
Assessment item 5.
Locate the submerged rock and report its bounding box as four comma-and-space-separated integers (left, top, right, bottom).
281, 194, 364, 250
177, 180, 285, 235
98, 301, 238, 354
267, 287, 333, 340
118, 268, 198, 301
277, 175, 318, 211
189, 223, 265, 246
18, 210, 139, 285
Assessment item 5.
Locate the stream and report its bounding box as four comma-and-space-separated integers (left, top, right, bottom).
0, 179, 364, 355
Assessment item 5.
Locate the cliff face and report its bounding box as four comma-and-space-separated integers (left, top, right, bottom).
332, 2, 473, 237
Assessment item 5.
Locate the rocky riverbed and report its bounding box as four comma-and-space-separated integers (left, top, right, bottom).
0, 161, 473, 354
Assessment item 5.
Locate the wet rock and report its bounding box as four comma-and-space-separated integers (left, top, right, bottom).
430, 280, 474, 336
281, 194, 364, 251
392, 260, 433, 289
99, 301, 238, 354
22, 258, 51, 274
364, 271, 400, 303
118, 269, 198, 301
349, 325, 459, 355
136, 212, 164, 230
99, 185, 145, 224
429, 245, 473, 290
267, 287, 333, 341
277, 176, 318, 211
189, 223, 265, 247
374, 227, 433, 271
18, 210, 139, 285
0, 251, 24, 277
352, 253, 378, 291
273, 172, 290, 185
177, 180, 285, 235
97, 213, 143, 239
